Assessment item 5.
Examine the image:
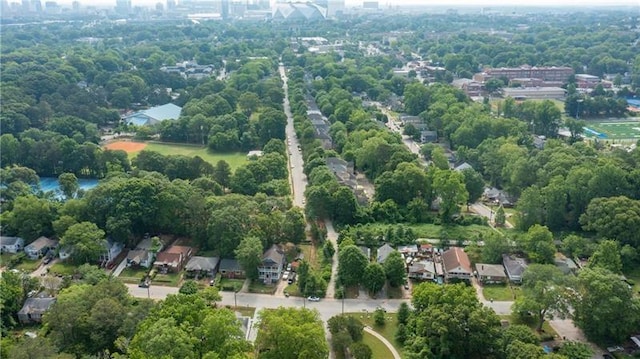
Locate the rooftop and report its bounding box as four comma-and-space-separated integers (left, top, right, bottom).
475, 263, 507, 278
442, 247, 472, 273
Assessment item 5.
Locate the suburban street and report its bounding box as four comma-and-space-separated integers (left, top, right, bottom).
279, 64, 307, 208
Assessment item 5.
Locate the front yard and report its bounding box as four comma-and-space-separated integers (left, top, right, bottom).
482, 284, 521, 301
248, 281, 277, 294
49, 262, 77, 276
14, 259, 41, 272
152, 272, 182, 287
119, 267, 150, 284
218, 277, 244, 292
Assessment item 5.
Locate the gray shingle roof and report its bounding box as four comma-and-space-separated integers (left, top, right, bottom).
185, 256, 220, 271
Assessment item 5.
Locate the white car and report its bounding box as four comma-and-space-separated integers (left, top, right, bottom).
307, 296, 320, 302
282, 271, 290, 280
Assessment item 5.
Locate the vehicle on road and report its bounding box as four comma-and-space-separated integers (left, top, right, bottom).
307, 296, 320, 302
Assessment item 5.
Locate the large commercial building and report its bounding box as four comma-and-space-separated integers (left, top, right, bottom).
474, 65, 573, 83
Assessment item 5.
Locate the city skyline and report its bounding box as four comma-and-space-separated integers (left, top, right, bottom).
14, 0, 640, 8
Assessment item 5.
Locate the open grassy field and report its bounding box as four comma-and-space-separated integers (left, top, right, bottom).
362, 331, 395, 359
105, 141, 248, 169
482, 284, 521, 301
364, 223, 495, 241
583, 118, 640, 141
491, 98, 565, 113
347, 312, 402, 355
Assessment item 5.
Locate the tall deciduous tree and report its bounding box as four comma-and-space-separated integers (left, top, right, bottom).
363, 263, 386, 295
573, 267, 640, 344
58, 172, 79, 199
513, 264, 571, 332
234, 236, 263, 281
255, 307, 328, 359
338, 245, 368, 287
580, 196, 640, 247
384, 250, 406, 287
522, 225, 556, 264
60, 222, 107, 264
588, 240, 622, 273
4, 195, 55, 241
432, 169, 468, 222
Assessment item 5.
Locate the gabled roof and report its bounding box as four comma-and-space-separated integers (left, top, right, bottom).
502, 254, 528, 278
442, 247, 472, 274
409, 260, 436, 274
25, 236, 58, 251
220, 258, 242, 272
0, 236, 23, 246
377, 243, 395, 264
186, 256, 220, 271
127, 249, 149, 263
18, 297, 56, 316
454, 162, 473, 172
261, 244, 284, 266
475, 263, 507, 278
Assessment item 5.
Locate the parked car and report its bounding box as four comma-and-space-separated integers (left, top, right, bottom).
282, 271, 290, 280
43, 256, 53, 265
307, 296, 320, 302
287, 272, 296, 284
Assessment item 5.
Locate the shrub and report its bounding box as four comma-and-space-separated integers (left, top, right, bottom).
373, 308, 386, 326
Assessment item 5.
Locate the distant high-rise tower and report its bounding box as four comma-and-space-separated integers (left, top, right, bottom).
72, 0, 80, 11
221, 0, 229, 19
166, 0, 175, 10
31, 0, 42, 12
115, 0, 131, 15
315, 0, 343, 18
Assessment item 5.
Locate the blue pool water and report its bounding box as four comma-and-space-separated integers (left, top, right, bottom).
39, 177, 99, 193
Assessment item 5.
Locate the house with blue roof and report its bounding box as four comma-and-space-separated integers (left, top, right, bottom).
123, 103, 182, 126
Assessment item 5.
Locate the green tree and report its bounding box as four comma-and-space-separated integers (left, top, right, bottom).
482, 234, 510, 264
562, 235, 588, 259
4, 195, 54, 241
557, 341, 593, 359
58, 172, 79, 199
363, 263, 386, 295
255, 307, 328, 359
60, 222, 107, 264
179, 280, 199, 295
349, 343, 372, 359
522, 225, 556, 264
498, 324, 539, 354
338, 245, 369, 287
129, 317, 196, 359
213, 160, 232, 188
397, 302, 410, 325
461, 168, 485, 204
7, 337, 61, 359
580, 196, 640, 247
234, 236, 263, 281
573, 267, 640, 344
1, 271, 28, 330
513, 264, 571, 332
588, 240, 622, 273
432, 169, 468, 222
384, 250, 406, 287
406, 283, 502, 359
495, 206, 506, 227
373, 307, 386, 326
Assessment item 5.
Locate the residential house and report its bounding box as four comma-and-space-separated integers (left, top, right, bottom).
503, 254, 528, 284
219, 258, 245, 279
154, 245, 193, 273
554, 253, 578, 275
127, 236, 158, 268
376, 243, 395, 264
397, 244, 418, 257
408, 260, 437, 281
99, 239, 124, 266
24, 236, 58, 259
442, 247, 472, 281
185, 256, 220, 278
454, 162, 473, 172
258, 244, 286, 284
419, 243, 433, 255
17, 297, 56, 324
475, 263, 508, 284
420, 130, 438, 144
0, 236, 24, 253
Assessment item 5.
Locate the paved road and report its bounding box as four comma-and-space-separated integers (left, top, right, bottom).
324, 220, 339, 299
279, 64, 307, 208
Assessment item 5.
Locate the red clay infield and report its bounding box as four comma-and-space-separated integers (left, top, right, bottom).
103, 141, 147, 153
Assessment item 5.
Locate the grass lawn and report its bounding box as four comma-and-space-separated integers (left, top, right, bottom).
0, 253, 15, 267
49, 262, 77, 276
299, 243, 320, 270
285, 283, 301, 296
133, 142, 248, 169
218, 278, 244, 291
362, 331, 394, 359
15, 259, 41, 272
483, 284, 516, 301
347, 312, 402, 355
248, 281, 277, 294
153, 272, 182, 287
583, 119, 640, 141
119, 267, 150, 284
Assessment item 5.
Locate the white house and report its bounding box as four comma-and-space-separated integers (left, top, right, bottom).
24, 236, 58, 259
442, 247, 473, 281
99, 239, 124, 265
258, 244, 285, 284
0, 236, 24, 254
408, 260, 437, 281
